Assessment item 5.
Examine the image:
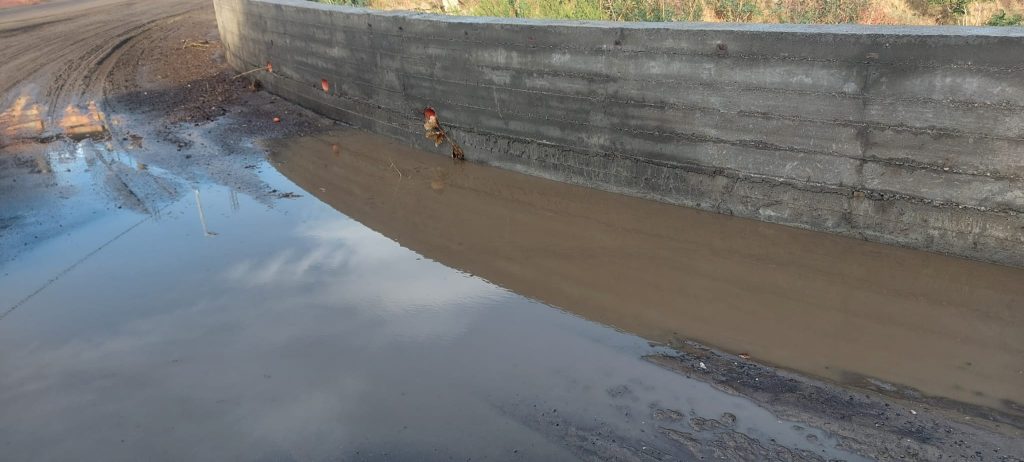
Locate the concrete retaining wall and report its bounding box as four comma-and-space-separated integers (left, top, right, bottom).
213, 0, 1024, 267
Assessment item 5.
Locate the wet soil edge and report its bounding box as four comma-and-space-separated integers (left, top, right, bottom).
646, 343, 1024, 461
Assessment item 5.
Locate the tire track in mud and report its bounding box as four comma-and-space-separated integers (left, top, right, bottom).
2, 0, 208, 211
0, 0, 327, 309
2, 0, 323, 239
43, 13, 201, 125
0, 0, 205, 113
0, 0, 209, 269
0, 0, 211, 297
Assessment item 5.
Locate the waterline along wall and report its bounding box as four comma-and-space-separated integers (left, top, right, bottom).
214, 0, 1024, 267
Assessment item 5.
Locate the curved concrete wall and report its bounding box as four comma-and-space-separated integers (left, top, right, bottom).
213, 0, 1024, 266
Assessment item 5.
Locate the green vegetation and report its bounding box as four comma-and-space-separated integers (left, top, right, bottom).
986, 8, 1023, 23
768, 0, 869, 24
318, 0, 371, 5
928, 0, 973, 23
311, 0, 1024, 26
472, 0, 699, 21
713, 0, 760, 21
470, 0, 871, 22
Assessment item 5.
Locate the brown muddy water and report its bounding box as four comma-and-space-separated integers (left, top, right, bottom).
0, 134, 869, 461
1, 126, 1022, 461
9, 0, 1021, 459
267, 130, 1024, 416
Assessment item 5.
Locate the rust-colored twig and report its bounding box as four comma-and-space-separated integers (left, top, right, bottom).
232, 62, 273, 80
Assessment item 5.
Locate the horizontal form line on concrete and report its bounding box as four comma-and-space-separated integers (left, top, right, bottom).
252, 67, 1024, 267
247, 61, 1024, 219
232, 51, 1024, 184
223, 12, 1024, 108
215, 0, 1024, 266
226, 29, 1024, 143
250, 68, 1023, 178
233, 26, 1024, 114
217, 2, 1024, 71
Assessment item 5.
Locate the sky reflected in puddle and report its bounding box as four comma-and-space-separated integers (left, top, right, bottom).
0, 152, 862, 461
267, 130, 1024, 417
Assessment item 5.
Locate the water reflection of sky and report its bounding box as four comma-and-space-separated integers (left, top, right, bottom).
0, 163, 860, 461
223, 216, 495, 344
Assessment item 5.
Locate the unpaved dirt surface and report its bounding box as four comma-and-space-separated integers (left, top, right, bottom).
0, 0, 39, 9
1, 1, 1023, 461
648, 346, 1022, 461
0, 0, 333, 263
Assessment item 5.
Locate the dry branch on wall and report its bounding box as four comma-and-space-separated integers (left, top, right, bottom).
423, 107, 464, 160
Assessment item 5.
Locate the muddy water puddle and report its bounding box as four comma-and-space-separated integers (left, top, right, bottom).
268, 130, 1024, 417
0, 136, 865, 460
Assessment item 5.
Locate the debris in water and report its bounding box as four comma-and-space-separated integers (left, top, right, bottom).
422, 107, 465, 160
181, 39, 211, 49
423, 107, 443, 145
273, 117, 281, 123
388, 159, 404, 178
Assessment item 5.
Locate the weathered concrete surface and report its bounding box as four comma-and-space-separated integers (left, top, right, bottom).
213, 0, 1024, 266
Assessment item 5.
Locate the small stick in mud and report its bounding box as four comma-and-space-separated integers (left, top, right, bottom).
423, 107, 465, 160
232, 62, 273, 80
181, 39, 211, 49
389, 158, 404, 178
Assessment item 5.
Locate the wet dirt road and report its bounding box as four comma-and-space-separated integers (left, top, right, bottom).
0, 0, 208, 97
0, 0, 204, 111
1, 0, 328, 264
0, 0, 206, 262
1, 1, 1023, 461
